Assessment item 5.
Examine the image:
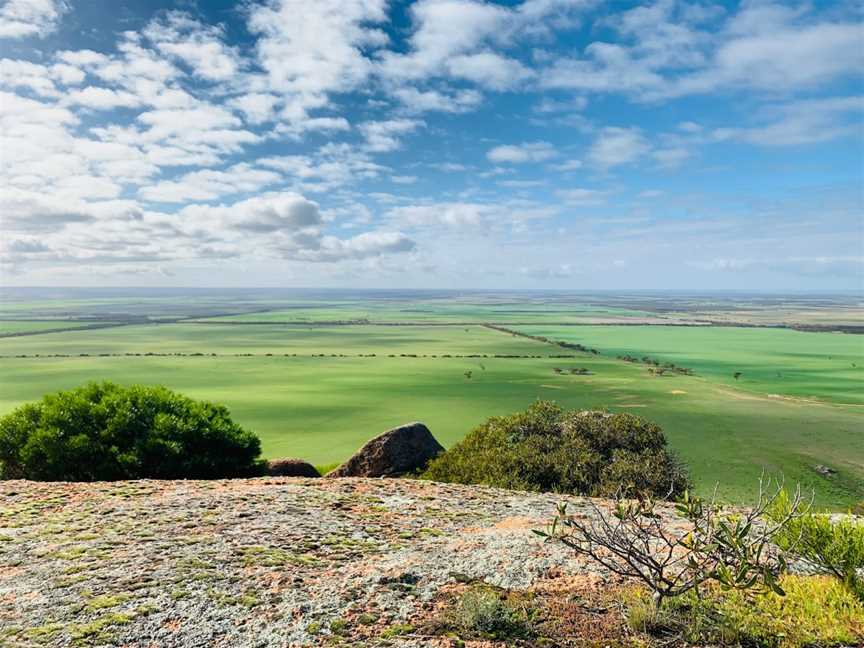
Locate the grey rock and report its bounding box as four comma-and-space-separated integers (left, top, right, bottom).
327, 423, 443, 477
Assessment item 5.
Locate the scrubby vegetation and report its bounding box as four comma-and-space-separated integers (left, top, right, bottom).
770, 491, 864, 601
423, 401, 689, 497
432, 586, 536, 641
538, 477, 864, 646
0, 381, 264, 481
625, 576, 864, 647
539, 477, 806, 610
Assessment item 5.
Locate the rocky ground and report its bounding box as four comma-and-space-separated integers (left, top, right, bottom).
0, 477, 690, 647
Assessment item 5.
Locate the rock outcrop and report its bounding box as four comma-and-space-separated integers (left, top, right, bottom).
267, 458, 320, 477
326, 422, 444, 477
0, 477, 649, 647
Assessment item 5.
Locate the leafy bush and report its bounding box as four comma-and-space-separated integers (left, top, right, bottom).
437, 586, 535, 641
0, 381, 265, 481
770, 491, 864, 601
626, 575, 864, 647
423, 401, 689, 497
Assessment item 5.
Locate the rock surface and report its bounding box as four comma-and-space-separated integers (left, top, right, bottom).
0, 477, 680, 647
327, 422, 444, 477
267, 458, 320, 477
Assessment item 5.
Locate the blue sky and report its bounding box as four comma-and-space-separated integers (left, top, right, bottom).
0, 0, 861, 290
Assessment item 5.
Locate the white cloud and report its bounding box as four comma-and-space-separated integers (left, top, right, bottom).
0, 59, 58, 96
555, 188, 607, 206
229, 93, 279, 124
487, 141, 557, 163
138, 164, 282, 203
64, 87, 142, 110
651, 146, 691, 167
445, 51, 534, 89
143, 11, 240, 81
360, 119, 424, 152
247, 0, 388, 124
669, 17, 863, 97
388, 199, 558, 231
712, 96, 864, 147
0, 0, 67, 39
379, 0, 509, 81
539, 2, 863, 101
587, 126, 649, 168
391, 86, 482, 113
550, 159, 583, 171
294, 231, 416, 262
259, 143, 386, 191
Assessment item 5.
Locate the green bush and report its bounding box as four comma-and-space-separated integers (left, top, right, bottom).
626, 575, 864, 647
770, 491, 864, 601
423, 400, 689, 497
444, 586, 535, 641
0, 381, 265, 481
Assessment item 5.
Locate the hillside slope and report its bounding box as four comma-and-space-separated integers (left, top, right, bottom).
0, 477, 700, 647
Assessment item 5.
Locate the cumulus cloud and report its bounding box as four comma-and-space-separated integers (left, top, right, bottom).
0, 0, 67, 39
487, 141, 557, 163
143, 11, 240, 81
360, 119, 424, 152
390, 86, 482, 113
63, 87, 143, 110
587, 127, 649, 168
539, 1, 863, 101
247, 0, 388, 124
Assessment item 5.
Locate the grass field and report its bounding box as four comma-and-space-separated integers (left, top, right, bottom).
0, 320, 861, 508
0, 320, 101, 335
0, 323, 552, 357
196, 302, 658, 323
515, 325, 864, 405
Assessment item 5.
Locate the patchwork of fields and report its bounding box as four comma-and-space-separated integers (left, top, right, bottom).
0, 291, 861, 508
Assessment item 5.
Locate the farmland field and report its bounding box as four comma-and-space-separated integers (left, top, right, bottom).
0, 320, 104, 335
515, 325, 864, 405
0, 289, 861, 509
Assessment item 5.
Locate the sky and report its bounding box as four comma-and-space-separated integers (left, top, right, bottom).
0, 0, 862, 290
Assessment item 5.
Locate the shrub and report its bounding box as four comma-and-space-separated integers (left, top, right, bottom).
441, 586, 535, 641
423, 401, 689, 497
0, 381, 265, 481
626, 575, 864, 647
537, 477, 807, 610
770, 491, 864, 601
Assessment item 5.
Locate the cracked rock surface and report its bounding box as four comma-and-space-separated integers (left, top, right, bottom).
0, 477, 688, 647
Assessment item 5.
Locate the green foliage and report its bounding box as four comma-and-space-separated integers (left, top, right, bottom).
424, 401, 689, 497
770, 490, 864, 600
446, 586, 535, 640
626, 576, 864, 647
0, 381, 265, 481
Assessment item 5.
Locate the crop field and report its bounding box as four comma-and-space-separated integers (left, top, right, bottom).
1, 292, 862, 509
0, 320, 107, 335
515, 325, 864, 406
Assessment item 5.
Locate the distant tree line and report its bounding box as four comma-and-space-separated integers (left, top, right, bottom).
618, 354, 695, 376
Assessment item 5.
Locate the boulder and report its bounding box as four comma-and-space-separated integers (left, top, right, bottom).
327, 423, 443, 477
266, 458, 320, 478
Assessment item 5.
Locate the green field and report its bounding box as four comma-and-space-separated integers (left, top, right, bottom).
0, 323, 551, 357
196, 302, 657, 323
0, 320, 101, 335
515, 325, 864, 405
0, 318, 861, 508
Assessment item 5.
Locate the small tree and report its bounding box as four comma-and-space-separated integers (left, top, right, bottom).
536, 476, 808, 610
